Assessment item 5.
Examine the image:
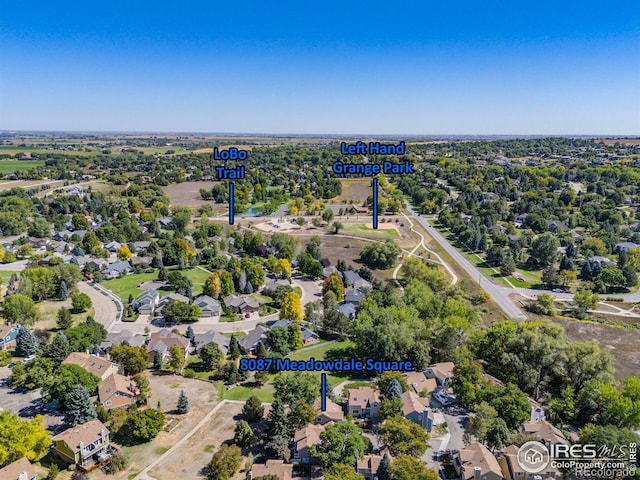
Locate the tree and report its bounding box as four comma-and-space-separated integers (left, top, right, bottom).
58, 280, 69, 301
266, 397, 289, 438
9, 357, 53, 390
71, 293, 92, 312
0, 411, 51, 467
389, 455, 438, 480
102, 450, 129, 474
528, 293, 556, 316
288, 399, 317, 430
42, 364, 100, 407
177, 390, 189, 414
207, 445, 242, 480
3, 294, 39, 325
266, 326, 291, 355
622, 264, 639, 288
186, 325, 195, 341
379, 417, 429, 456
109, 344, 148, 375
323, 273, 345, 302
331, 221, 344, 234
322, 208, 334, 223
465, 401, 497, 442
565, 341, 615, 393
126, 408, 165, 442
287, 323, 304, 350
28, 217, 51, 238
580, 237, 608, 257
273, 258, 292, 279
134, 373, 151, 403
199, 342, 223, 370
243, 395, 264, 422
168, 344, 185, 372
162, 300, 201, 323
529, 233, 559, 266
63, 385, 97, 426
70, 471, 86, 480
42, 332, 71, 366
203, 273, 222, 298
359, 241, 402, 269
379, 398, 403, 420
219, 271, 235, 297
574, 289, 599, 313
229, 334, 240, 359
500, 255, 516, 276
15, 326, 39, 357
273, 372, 319, 404
488, 383, 531, 430
378, 371, 409, 396
541, 266, 559, 288
386, 379, 403, 400
376, 452, 392, 480
486, 418, 510, 451
324, 463, 364, 480
56, 307, 73, 329
233, 420, 253, 447
116, 245, 132, 261
153, 350, 163, 369
311, 421, 366, 467
280, 291, 303, 321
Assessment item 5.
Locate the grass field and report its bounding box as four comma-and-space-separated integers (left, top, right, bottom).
342, 223, 399, 238
0, 146, 95, 157
0, 159, 45, 173
101, 272, 159, 299
332, 178, 371, 204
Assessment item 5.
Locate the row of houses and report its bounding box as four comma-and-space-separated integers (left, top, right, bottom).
132, 289, 222, 318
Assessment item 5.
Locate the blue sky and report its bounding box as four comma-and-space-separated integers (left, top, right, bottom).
1, 1, 639, 134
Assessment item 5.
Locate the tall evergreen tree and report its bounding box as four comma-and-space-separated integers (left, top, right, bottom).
56, 307, 73, 329
386, 379, 403, 401
63, 385, 97, 426
44, 332, 71, 366
177, 390, 189, 414
58, 280, 69, 301
153, 350, 163, 369
376, 453, 392, 480
15, 327, 39, 357
266, 397, 289, 438
186, 326, 195, 342
229, 335, 240, 359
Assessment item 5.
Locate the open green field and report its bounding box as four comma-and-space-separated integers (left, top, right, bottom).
342, 223, 399, 238
0, 146, 95, 157
0, 159, 45, 174
101, 272, 159, 300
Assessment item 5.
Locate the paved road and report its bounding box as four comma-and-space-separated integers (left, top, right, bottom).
78, 281, 120, 331
406, 205, 528, 320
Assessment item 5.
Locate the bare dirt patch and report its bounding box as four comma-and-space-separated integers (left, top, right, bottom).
552, 319, 640, 381
148, 402, 243, 480
331, 178, 371, 204
163, 182, 221, 208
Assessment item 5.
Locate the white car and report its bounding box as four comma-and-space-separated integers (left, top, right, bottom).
24, 354, 36, 362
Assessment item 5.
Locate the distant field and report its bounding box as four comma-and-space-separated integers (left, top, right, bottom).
0, 179, 58, 191
163, 181, 222, 208
332, 178, 371, 203
0, 159, 45, 174
0, 146, 94, 157
342, 223, 399, 238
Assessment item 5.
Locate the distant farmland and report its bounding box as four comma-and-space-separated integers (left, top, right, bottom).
0, 159, 45, 174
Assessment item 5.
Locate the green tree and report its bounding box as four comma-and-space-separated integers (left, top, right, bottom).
323, 273, 345, 301
266, 326, 291, 355
486, 417, 510, 451
9, 357, 53, 390
15, 326, 39, 357
3, 294, 39, 325
359, 241, 402, 269
565, 341, 615, 392
288, 399, 317, 430
134, 373, 151, 403
177, 390, 189, 414
207, 445, 242, 480
529, 233, 559, 266
389, 455, 439, 480
324, 463, 364, 480
228, 334, 240, 359
378, 371, 409, 396
127, 408, 165, 442
266, 397, 289, 438
273, 372, 319, 404
528, 293, 556, 316
199, 342, 223, 370
385, 379, 403, 400
0, 411, 51, 467
71, 293, 92, 312
574, 289, 599, 312
311, 421, 366, 467
465, 401, 497, 442
162, 300, 201, 323
219, 271, 235, 297
379, 398, 403, 420
376, 452, 392, 480
322, 208, 334, 223
153, 350, 163, 369
233, 420, 253, 447
279, 291, 303, 321
168, 344, 185, 372
287, 323, 304, 350
242, 395, 265, 422
379, 417, 429, 456
42, 332, 71, 366
488, 383, 531, 430
63, 385, 97, 426
109, 344, 149, 375
43, 364, 100, 407
56, 307, 73, 329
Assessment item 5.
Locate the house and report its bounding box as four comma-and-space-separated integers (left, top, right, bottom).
344, 287, 365, 304
130, 256, 154, 268
249, 460, 294, 480
454, 442, 504, 480
100, 330, 146, 352
293, 424, 325, 464
53, 230, 74, 241
146, 329, 190, 362
521, 420, 567, 447
269, 320, 320, 345
62, 352, 121, 381
0, 457, 37, 480
192, 295, 221, 318
27, 237, 49, 249
590, 256, 614, 265
223, 294, 259, 314
156, 217, 173, 229
498, 444, 561, 480
343, 270, 371, 289
614, 241, 640, 253
401, 390, 434, 432
131, 289, 159, 315
335, 302, 357, 320
158, 293, 190, 311
0, 324, 19, 351
86, 258, 108, 271
98, 373, 138, 410
52, 420, 111, 470
347, 386, 382, 419
193, 330, 230, 355
322, 266, 338, 278
263, 278, 291, 292
348, 204, 368, 214
104, 241, 122, 252
128, 241, 151, 253
313, 397, 344, 425
102, 260, 132, 279
357, 454, 384, 480
403, 371, 438, 396
237, 325, 269, 355
425, 361, 455, 388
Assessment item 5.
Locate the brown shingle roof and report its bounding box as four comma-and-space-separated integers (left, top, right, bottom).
250, 459, 293, 480
357, 454, 383, 473
401, 390, 430, 417
294, 424, 325, 451
62, 352, 119, 379
348, 386, 381, 409
458, 442, 503, 480
0, 457, 36, 480
403, 371, 438, 394
52, 420, 110, 454
98, 373, 137, 408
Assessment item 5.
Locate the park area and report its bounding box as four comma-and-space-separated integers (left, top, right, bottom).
162, 181, 222, 208
101, 268, 211, 300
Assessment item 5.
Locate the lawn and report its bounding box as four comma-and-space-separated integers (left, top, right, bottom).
37, 300, 95, 330
101, 272, 159, 300
223, 383, 275, 402
342, 223, 399, 238
0, 159, 45, 173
